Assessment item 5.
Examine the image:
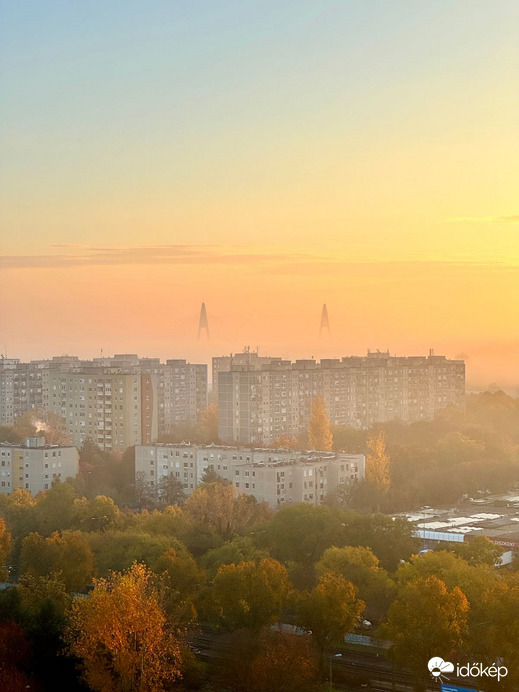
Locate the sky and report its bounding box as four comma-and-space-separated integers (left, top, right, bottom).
0, 1, 518, 390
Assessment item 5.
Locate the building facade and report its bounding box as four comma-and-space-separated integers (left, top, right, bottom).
0, 436, 79, 495
1, 355, 208, 452
135, 442, 365, 508
218, 351, 465, 445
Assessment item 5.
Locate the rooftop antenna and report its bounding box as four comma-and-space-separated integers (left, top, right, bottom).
319, 304, 330, 337
198, 302, 210, 340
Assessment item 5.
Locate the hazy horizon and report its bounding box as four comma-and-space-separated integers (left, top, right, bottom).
1, 1, 517, 393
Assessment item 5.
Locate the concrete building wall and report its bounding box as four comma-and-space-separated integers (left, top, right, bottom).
0, 441, 79, 495
218, 352, 465, 445
136, 443, 365, 508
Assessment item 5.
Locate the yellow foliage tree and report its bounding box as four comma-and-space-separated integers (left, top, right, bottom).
0, 519, 12, 581
307, 396, 333, 451
366, 430, 390, 487
65, 562, 182, 692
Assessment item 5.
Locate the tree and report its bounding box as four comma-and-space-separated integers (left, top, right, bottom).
184, 483, 262, 539
307, 396, 333, 451
72, 494, 121, 532
269, 434, 302, 450
14, 409, 70, 445
316, 546, 395, 621
382, 575, 469, 689
365, 430, 390, 487
64, 563, 182, 692
211, 558, 291, 631
17, 571, 71, 616
0, 425, 23, 444
298, 571, 365, 674
157, 474, 185, 507
201, 536, 268, 577
452, 535, 503, 566
20, 531, 95, 592
34, 480, 78, 535
196, 404, 220, 443
0, 518, 13, 581
268, 503, 344, 564
0, 621, 33, 690
216, 629, 319, 692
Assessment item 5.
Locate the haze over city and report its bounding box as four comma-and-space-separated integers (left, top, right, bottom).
1, 1, 518, 390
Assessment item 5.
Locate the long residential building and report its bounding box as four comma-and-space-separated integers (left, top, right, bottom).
1, 354, 208, 452
218, 350, 465, 445
0, 436, 79, 495
136, 442, 365, 508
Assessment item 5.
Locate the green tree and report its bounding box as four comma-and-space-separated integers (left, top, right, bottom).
200, 536, 268, 577
452, 535, 503, 566
211, 558, 291, 631
316, 545, 395, 621
65, 563, 182, 692
20, 531, 94, 592
0, 489, 37, 541
17, 571, 71, 616
298, 571, 365, 674
86, 530, 188, 578
268, 503, 344, 564
34, 481, 78, 535
72, 494, 121, 531
307, 395, 333, 451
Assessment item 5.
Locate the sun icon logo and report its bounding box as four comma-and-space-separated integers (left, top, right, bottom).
428, 657, 454, 682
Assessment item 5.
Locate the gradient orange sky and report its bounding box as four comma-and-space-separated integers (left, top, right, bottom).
1, 2, 518, 390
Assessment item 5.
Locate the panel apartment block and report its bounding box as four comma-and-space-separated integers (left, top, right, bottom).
136, 443, 365, 508
0, 436, 79, 495
218, 351, 465, 445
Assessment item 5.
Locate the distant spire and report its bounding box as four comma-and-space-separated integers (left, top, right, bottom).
198, 302, 210, 339
319, 304, 330, 336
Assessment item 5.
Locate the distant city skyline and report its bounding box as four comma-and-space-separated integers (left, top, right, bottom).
1, 2, 517, 391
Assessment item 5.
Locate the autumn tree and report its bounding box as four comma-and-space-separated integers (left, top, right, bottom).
307, 395, 333, 450
0, 518, 13, 581
365, 430, 390, 487
65, 562, 182, 692
382, 575, 469, 689
14, 409, 69, 445
184, 482, 263, 539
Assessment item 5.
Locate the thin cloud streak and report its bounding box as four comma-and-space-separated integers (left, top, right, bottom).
446, 215, 519, 224
0, 245, 327, 270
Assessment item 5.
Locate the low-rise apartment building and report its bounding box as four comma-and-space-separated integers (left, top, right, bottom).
0, 436, 79, 495
135, 443, 365, 508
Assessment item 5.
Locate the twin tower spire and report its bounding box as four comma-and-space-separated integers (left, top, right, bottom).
197, 302, 330, 339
